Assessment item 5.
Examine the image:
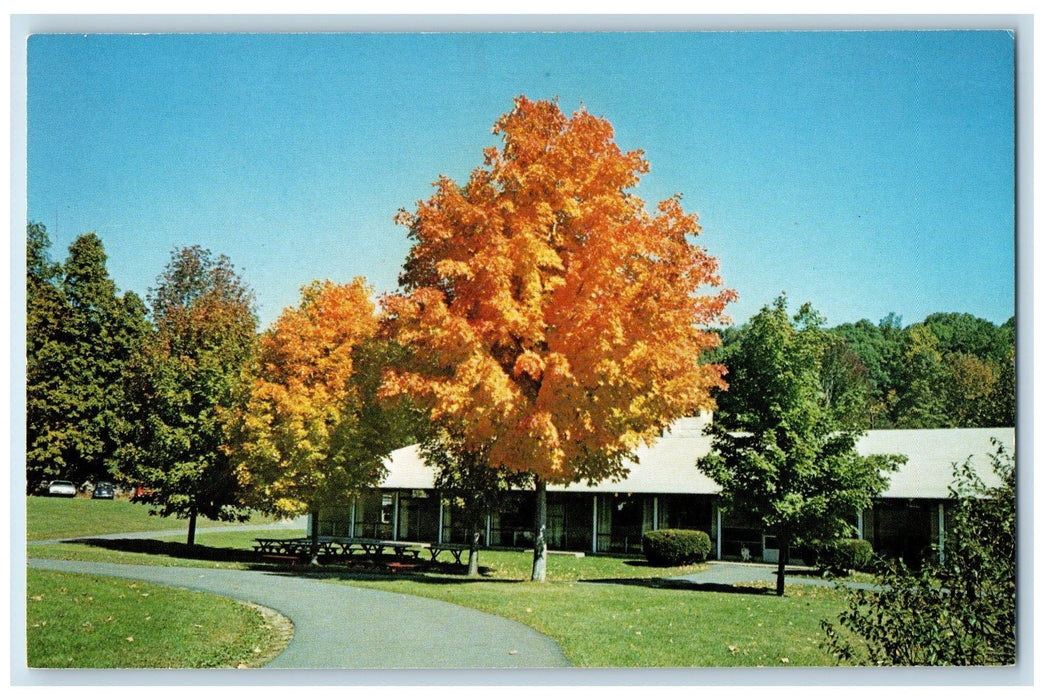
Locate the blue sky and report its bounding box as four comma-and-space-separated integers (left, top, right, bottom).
26, 30, 1016, 330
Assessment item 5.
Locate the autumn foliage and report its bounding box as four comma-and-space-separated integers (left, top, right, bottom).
382, 96, 735, 485
232, 278, 391, 518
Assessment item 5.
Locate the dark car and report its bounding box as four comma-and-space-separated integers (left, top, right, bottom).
92, 482, 116, 499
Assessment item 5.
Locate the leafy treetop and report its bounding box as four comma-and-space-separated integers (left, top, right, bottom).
382, 96, 735, 485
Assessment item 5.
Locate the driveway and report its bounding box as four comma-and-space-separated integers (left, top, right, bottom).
28, 558, 569, 669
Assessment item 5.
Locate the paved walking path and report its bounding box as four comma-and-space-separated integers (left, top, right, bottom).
28, 558, 569, 669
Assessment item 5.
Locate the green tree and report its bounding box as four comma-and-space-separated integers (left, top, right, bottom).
892, 324, 950, 428
698, 296, 903, 596
988, 344, 1016, 427
26, 228, 148, 489
26, 223, 69, 488
823, 443, 1016, 665
114, 246, 257, 545
922, 312, 1010, 366
832, 315, 906, 428
420, 429, 532, 576
942, 352, 1000, 427
819, 335, 873, 428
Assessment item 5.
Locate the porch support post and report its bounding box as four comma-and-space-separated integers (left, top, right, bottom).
938, 503, 946, 564
716, 504, 723, 560
591, 495, 598, 553
392, 491, 400, 540
349, 496, 356, 538
485, 513, 492, 547
652, 496, 659, 531
857, 509, 864, 539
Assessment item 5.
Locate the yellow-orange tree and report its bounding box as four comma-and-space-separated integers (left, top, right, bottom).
231, 279, 408, 557
382, 96, 735, 580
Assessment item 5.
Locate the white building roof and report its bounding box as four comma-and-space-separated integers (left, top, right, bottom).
858, 427, 1013, 499
378, 417, 1015, 501
552, 415, 721, 495
380, 444, 437, 490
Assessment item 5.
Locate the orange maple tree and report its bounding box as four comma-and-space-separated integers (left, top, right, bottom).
381, 96, 735, 579
231, 278, 398, 551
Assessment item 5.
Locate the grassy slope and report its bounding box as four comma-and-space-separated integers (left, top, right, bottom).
25, 498, 294, 668
27, 495, 283, 541
26, 569, 286, 668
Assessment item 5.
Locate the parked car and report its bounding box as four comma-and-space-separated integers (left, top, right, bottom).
47, 480, 77, 498
131, 485, 154, 503
92, 481, 116, 499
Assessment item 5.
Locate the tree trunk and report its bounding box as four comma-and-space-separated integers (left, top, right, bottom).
309, 511, 321, 566
467, 526, 481, 577
531, 477, 548, 582
775, 530, 790, 597
187, 506, 197, 546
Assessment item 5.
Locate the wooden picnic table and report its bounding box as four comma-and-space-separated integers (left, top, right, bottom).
348, 538, 429, 558
253, 536, 475, 566
254, 536, 429, 559
425, 543, 471, 565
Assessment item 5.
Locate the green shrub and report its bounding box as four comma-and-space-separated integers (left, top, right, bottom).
823, 446, 1015, 665
642, 529, 712, 566
806, 538, 874, 574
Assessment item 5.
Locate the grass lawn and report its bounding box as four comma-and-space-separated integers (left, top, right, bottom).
26, 532, 304, 570
26, 495, 302, 569
26, 495, 286, 541
26, 498, 862, 668
26, 569, 289, 668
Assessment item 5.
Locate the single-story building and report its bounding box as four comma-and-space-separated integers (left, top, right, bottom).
314, 413, 1014, 566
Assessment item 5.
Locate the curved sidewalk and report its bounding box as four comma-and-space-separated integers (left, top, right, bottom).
28, 558, 569, 669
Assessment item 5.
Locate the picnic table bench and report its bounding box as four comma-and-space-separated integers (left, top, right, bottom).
425, 543, 471, 565
253, 536, 431, 561
253, 537, 478, 568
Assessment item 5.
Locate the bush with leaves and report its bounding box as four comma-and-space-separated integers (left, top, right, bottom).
643, 529, 712, 566
821, 442, 1015, 665
804, 538, 875, 574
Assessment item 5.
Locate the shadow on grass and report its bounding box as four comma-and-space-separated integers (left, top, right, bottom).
67, 537, 262, 564
580, 576, 778, 596
59, 538, 791, 594
65, 536, 485, 578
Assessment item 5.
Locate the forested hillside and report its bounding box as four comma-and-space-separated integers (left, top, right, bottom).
712, 307, 1015, 430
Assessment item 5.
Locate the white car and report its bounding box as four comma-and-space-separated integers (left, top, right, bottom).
47, 480, 77, 498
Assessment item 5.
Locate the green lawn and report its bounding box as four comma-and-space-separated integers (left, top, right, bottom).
25, 498, 861, 668
26, 496, 301, 568
27, 495, 286, 541
26, 569, 289, 668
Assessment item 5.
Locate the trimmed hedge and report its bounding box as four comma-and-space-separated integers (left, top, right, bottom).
642, 529, 712, 566
804, 538, 875, 574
